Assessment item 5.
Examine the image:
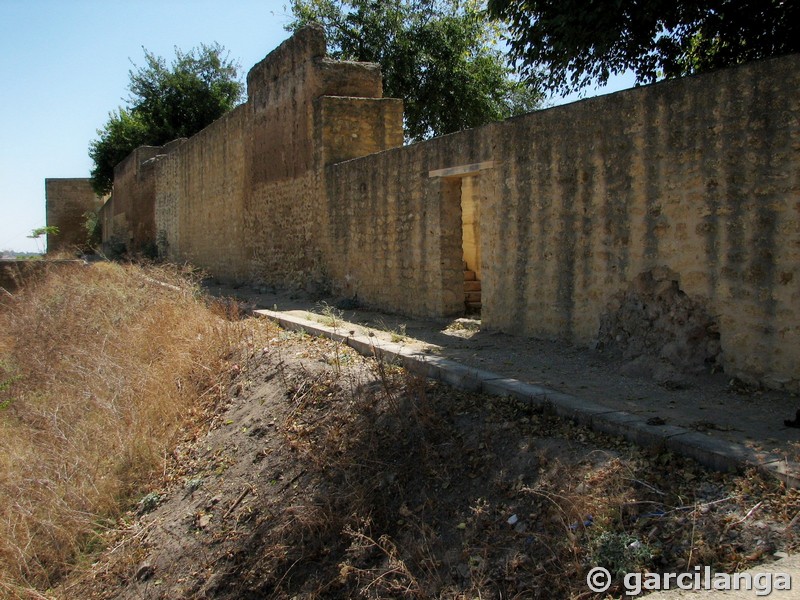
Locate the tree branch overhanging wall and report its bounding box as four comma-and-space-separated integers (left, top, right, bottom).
49, 27, 800, 392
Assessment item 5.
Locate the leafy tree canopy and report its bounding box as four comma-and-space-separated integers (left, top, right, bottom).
288, 0, 543, 141
488, 0, 800, 96
89, 44, 243, 195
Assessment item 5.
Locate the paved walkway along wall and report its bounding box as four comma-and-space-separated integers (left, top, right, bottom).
48, 26, 800, 393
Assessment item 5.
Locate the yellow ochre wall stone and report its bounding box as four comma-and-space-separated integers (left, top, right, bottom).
47, 26, 800, 391
483, 56, 800, 390
322, 54, 800, 391
99, 145, 165, 254
44, 179, 103, 253
156, 107, 248, 280
235, 26, 401, 288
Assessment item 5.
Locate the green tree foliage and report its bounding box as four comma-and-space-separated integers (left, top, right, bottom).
288, 0, 542, 141
488, 0, 800, 96
89, 44, 244, 195
88, 108, 149, 196
27, 226, 59, 240
27, 226, 59, 254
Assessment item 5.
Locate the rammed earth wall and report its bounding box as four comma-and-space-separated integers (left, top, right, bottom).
49, 27, 800, 391
152, 26, 403, 287
44, 178, 103, 252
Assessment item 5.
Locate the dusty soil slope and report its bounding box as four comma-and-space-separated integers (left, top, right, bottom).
202, 282, 800, 459
63, 326, 800, 599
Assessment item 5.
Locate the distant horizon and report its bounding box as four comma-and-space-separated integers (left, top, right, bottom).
1, 251, 43, 257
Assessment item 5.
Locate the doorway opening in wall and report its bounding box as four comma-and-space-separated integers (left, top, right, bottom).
430, 161, 493, 323
428, 161, 495, 329
461, 175, 482, 316
440, 174, 483, 340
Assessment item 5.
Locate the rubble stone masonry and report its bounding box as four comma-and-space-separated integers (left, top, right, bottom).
48, 26, 800, 391
44, 178, 103, 252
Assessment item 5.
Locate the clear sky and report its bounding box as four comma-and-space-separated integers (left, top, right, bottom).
0, 0, 633, 253
0, 0, 293, 253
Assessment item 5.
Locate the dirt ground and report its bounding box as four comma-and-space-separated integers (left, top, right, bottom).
60, 294, 800, 599
205, 283, 800, 460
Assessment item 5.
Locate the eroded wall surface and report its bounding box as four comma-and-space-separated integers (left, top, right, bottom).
323, 127, 494, 318
44, 178, 103, 253
155, 109, 248, 280
100, 146, 163, 254
482, 56, 800, 390
322, 55, 800, 390
55, 25, 798, 391
241, 28, 403, 288
152, 26, 403, 288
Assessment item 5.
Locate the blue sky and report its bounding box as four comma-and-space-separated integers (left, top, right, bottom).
0, 0, 633, 253
0, 0, 292, 253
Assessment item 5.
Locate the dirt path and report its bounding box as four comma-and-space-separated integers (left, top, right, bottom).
204, 283, 800, 462
62, 315, 800, 599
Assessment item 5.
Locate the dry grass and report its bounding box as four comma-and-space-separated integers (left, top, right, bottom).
232, 345, 800, 599
0, 261, 247, 597
4, 265, 799, 599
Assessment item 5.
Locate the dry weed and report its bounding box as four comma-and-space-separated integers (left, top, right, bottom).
11, 279, 797, 599
0, 262, 251, 596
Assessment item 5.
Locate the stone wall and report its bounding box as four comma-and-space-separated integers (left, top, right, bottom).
155, 109, 248, 280
153, 25, 404, 288
241, 28, 403, 288
321, 54, 800, 391
44, 178, 103, 253
479, 56, 800, 390
99, 146, 163, 255
46, 26, 800, 391
323, 127, 494, 318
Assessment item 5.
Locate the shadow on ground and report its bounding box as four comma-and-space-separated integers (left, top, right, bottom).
204, 281, 800, 461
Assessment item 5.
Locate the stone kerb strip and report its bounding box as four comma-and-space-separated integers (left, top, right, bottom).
253, 309, 800, 489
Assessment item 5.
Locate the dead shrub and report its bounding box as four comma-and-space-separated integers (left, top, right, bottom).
0, 261, 247, 594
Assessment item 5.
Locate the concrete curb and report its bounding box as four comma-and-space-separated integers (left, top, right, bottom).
254, 309, 800, 489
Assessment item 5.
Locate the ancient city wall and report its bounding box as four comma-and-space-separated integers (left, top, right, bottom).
100, 145, 163, 254
241, 29, 403, 289
155, 107, 249, 280
44, 178, 103, 252
320, 54, 800, 390
47, 27, 800, 391
481, 56, 800, 389
152, 26, 403, 288
323, 126, 495, 318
